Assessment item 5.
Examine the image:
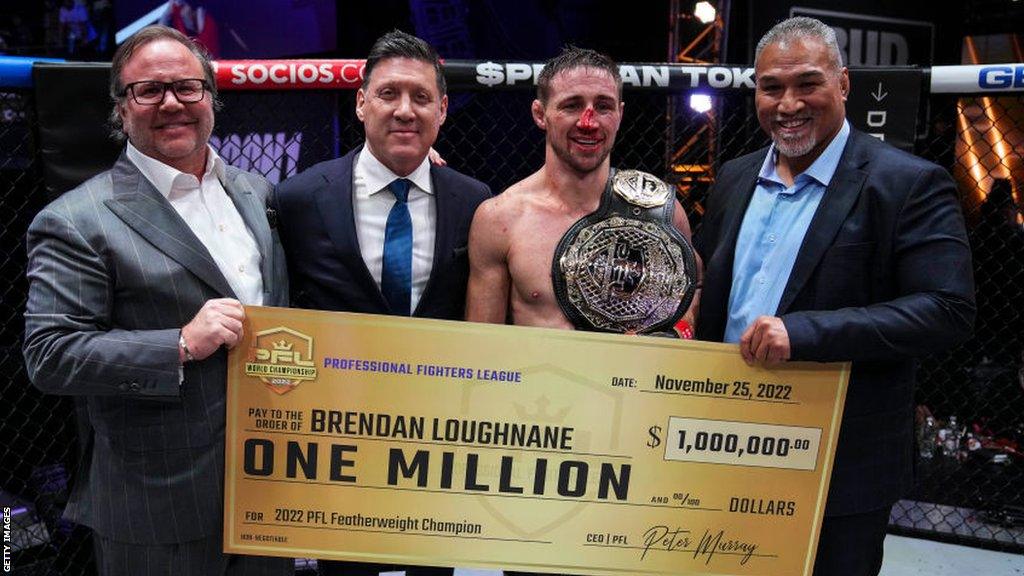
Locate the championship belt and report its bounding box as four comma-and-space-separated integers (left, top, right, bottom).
552, 169, 697, 334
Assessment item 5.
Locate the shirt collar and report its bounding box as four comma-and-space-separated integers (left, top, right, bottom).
357, 144, 433, 197
758, 120, 851, 188
126, 141, 225, 199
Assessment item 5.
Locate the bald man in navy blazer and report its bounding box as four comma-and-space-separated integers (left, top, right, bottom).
272, 30, 489, 576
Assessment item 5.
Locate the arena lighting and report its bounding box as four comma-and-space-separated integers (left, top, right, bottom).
693, 1, 717, 24
959, 36, 1014, 205
116, 2, 170, 44
689, 93, 713, 113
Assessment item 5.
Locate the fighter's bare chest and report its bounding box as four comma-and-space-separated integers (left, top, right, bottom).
507, 214, 581, 293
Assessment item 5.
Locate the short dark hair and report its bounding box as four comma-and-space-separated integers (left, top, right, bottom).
108, 25, 220, 139
537, 46, 621, 104
364, 30, 446, 95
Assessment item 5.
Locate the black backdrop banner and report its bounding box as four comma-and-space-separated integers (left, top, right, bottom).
33, 63, 120, 200
31, 61, 926, 197
32, 63, 340, 196
844, 67, 923, 152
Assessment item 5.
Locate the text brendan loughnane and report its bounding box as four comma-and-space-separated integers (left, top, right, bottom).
242, 410, 631, 500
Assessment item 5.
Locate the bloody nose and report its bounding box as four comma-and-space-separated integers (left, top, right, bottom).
579, 107, 597, 129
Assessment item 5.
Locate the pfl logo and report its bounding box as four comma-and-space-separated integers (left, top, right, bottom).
245, 327, 317, 395
979, 65, 1024, 89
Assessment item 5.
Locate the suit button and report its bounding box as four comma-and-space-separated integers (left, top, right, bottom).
128, 382, 140, 392
118, 382, 128, 391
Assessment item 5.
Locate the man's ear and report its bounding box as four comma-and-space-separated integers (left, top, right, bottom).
531, 99, 546, 130
116, 100, 129, 134
839, 67, 850, 101
439, 93, 448, 126
355, 88, 366, 121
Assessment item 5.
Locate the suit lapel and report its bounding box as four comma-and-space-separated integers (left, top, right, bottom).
414, 165, 458, 316
776, 134, 868, 314
104, 153, 236, 299
222, 166, 273, 293
314, 148, 390, 310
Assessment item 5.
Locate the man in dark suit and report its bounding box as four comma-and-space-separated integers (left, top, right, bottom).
23, 26, 291, 576
275, 30, 491, 322
273, 30, 490, 576
694, 17, 974, 576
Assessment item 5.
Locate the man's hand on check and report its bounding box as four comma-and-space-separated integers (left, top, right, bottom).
740, 315, 791, 366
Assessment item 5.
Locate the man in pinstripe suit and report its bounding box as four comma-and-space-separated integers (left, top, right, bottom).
23, 25, 292, 575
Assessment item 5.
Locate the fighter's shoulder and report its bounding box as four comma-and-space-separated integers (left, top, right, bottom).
492, 172, 545, 208
473, 177, 533, 226
507, 169, 549, 196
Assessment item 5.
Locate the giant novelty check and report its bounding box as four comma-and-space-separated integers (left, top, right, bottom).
224, 306, 849, 576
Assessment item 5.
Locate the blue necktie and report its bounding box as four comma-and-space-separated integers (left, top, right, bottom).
381, 178, 413, 315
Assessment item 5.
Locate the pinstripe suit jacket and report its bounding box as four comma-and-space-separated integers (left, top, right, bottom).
23, 151, 289, 544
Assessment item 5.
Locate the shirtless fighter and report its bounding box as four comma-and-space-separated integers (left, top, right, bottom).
466, 46, 699, 330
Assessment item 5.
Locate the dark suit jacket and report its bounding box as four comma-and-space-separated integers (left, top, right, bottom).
273, 147, 491, 318
23, 152, 289, 543
695, 129, 975, 516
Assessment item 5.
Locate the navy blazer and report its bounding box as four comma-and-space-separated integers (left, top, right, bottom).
695, 129, 975, 515
274, 147, 491, 319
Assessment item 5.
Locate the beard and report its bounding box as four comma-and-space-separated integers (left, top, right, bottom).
771, 124, 818, 158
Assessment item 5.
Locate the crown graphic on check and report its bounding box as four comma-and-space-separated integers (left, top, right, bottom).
515, 396, 571, 423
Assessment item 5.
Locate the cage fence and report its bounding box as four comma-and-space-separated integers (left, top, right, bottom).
1, 75, 1022, 575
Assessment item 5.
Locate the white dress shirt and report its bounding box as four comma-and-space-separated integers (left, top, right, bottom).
126, 142, 264, 305
352, 146, 436, 312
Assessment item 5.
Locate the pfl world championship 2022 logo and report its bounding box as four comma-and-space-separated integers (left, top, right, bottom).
245, 327, 318, 394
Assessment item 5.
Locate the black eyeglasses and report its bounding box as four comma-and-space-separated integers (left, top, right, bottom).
120, 79, 209, 105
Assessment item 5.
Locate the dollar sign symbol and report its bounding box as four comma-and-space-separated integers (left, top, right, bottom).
647, 425, 662, 448
475, 61, 504, 87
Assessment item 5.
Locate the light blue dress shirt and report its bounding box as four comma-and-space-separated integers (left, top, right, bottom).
723, 121, 851, 343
